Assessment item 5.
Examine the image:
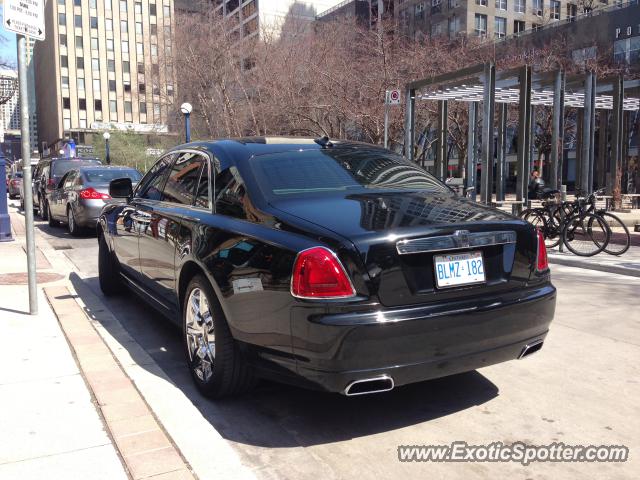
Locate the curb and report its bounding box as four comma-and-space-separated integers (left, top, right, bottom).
548, 257, 640, 278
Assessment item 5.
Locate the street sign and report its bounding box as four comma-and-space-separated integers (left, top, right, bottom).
386, 89, 401, 105
3, 0, 45, 41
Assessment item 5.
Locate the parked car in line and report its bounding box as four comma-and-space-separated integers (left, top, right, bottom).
7, 172, 22, 199
48, 165, 142, 235
98, 138, 556, 399
32, 156, 102, 223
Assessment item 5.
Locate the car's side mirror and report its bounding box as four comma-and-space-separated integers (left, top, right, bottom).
109, 177, 133, 199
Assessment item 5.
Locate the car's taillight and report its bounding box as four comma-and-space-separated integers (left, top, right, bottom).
80, 187, 111, 200
291, 247, 356, 299
536, 230, 548, 272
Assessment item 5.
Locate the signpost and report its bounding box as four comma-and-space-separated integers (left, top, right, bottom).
3, 0, 45, 315
384, 89, 401, 149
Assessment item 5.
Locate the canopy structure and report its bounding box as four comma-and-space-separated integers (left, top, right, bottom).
404, 63, 640, 207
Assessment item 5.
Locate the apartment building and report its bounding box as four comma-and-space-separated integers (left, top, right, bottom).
315, 0, 395, 29
396, 0, 607, 40
34, 0, 175, 148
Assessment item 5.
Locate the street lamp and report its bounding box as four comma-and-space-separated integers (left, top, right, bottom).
103, 131, 111, 165
180, 102, 193, 143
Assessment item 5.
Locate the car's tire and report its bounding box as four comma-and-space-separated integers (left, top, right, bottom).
67, 207, 80, 236
183, 275, 255, 398
98, 231, 124, 296
48, 203, 58, 227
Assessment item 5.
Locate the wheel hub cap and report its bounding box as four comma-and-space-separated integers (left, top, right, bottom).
185, 288, 215, 381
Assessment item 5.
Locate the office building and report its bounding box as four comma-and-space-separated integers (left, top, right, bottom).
34, 0, 175, 150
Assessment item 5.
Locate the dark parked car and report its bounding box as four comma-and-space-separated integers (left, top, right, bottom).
98, 138, 555, 399
32, 156, 102, 222
48, 166, 142, 235
7, 172, 22, 199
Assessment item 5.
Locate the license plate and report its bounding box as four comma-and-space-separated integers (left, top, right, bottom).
434, 251, 485, 288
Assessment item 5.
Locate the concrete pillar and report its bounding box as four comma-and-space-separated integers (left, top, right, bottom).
480, 62, 496, 204
516, 66, 532, 205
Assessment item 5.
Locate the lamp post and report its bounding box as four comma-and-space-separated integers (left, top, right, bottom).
0, 74, 18, 242
103, 131, 111, 165
180, 102, 193, 143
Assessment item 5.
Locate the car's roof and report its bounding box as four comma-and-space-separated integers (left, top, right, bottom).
167, 137, 386, 168
77, 165, 136, 170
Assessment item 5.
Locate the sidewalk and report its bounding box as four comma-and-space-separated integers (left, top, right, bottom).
548, 244, 640, 278
0, 211, 195, 479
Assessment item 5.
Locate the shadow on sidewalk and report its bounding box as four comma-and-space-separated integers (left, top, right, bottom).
68, 272, 499, 449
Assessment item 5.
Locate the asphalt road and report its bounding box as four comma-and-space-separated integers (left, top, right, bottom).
13, 199, 640, 479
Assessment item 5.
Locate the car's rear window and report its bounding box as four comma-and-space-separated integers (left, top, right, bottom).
52, 159, 101, 176
83, 169, 142, 183
251, 148, 450, 197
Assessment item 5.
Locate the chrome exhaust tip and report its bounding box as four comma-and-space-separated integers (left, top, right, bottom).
344, 375, 394, 396
518, 339, 544, 359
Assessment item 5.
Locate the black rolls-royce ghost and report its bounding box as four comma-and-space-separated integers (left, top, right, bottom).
98, 137, 555, 398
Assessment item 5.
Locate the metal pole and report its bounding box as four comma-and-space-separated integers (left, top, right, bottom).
436, 99, 448, 181
550, 70, 564, 190
185, 112, 191, 143
610, 75, 623, 196
516, 66, 531, 209
588, 73, 597, 193
597, 110, 607, 189
580, 72, 594, 194
404, 88, 415, 161
496, 102, 507, 202
384, 92, 389, 149
18, 35, 37, 315
105, 138, 110, 164
466, 102, 478, 201
480, 62, 496, 204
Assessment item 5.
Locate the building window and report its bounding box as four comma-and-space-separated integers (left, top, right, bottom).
475, 0, 487, 5
109, 80, 117, 91
122, 41, 129, 53
125, 101, 132, 114
106, 19, 113, 31
139, 102, 147, 114
58, 13, 66, 26
108, 59, 115, 72
136, 43, 144, 56
163, 5, 171, 17
77, 57, 84, 69
76, 35, 83, 48
59, 34, 67, 46
74, 0, 81, 6
138, 83, 146, 93
448, 15, 460, 36
77, 78, 85, 91
120, 0, 127, 12
75, 15, 82, 28
121, 20, 128, 33
110, 100, 117, 113
123, 61, 130, 73
91, 37, 98, 50
137, 63, 145, 74
62, 76, 70, 88
514, 20, 526, 34
567, 3, 577, 20
474, 14, 487, 36
93, 79, 101, 92
496, 0, 507, 10
91, 58, 99, 71
105, 0, 112, 10
150, 24, 157, 35
90, 17, 98, 29
95, 99, 102, 111
90, 0, 97, 8
533, 0, 543, 16
79, 98, 87, 110
495, 16, 506, 38
135, 21, 143, 34
107, 39, 114, 51
515, 0, 525, 13
415, 2, 425, 19
150, 3, 157, 16
550, 0, 561, 19
60, 55, 68, 68
63, 97, 71, 109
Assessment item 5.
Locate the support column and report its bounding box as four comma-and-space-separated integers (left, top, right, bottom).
588, 74, 597, 193
435, 100, 448, 181
530, 104, 536, 176
576, 113, 583, 191
496, 103, 507, 201
480, 62, 496, 204
580, 72, 595, 194
404, 87, 416, 161
466, 102, 478, 201
516, 66, 532, 206
610, 75, 623, 195
550, 70, 564, 190
597, 111, 608, 190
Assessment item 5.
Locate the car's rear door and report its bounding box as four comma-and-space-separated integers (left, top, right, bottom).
137, 151, 207, 313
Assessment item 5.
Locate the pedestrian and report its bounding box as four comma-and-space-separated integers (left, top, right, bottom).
628, 159, 639, 209
528, 170, 545, 199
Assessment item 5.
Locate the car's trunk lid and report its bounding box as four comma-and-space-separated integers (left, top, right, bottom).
272, 191, 538, 307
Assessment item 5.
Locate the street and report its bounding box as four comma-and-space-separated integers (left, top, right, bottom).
9, 197, 640, 480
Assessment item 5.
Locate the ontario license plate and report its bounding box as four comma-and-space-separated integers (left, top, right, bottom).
434, 251, 485, 288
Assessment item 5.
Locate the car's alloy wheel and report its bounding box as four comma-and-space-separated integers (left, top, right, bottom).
182, 275, 255, 398
39, 197, 47, 220
185, 287, 216, 382
68, 208, 78, 236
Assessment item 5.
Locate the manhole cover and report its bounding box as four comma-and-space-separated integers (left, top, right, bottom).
0, 272, 65, 285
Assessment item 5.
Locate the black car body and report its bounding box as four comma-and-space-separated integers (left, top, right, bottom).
98, 138, 555, 398
48, 166, 142, 235
32, 157, 102, 220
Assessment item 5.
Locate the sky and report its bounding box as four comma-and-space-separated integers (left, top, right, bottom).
0, 5, 18, 67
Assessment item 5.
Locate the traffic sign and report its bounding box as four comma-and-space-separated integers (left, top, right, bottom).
3, 0, 45, 41
386, 89, 401, 105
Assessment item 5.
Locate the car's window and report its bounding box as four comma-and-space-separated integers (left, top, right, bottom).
215, 167, 258, 221
137, 154, 175, 201
161, 152, 205, 206
251, 148, 450, 198
52, 159, 101, 177
194, 157, 210, 209
82, 169, 142, 183
63, 171, 76, 189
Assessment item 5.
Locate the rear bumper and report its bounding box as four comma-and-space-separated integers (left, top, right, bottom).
74, 200, 104, 227
290, 283, 556, 394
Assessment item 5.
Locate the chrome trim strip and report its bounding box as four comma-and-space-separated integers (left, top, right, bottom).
396, 230, 517, 255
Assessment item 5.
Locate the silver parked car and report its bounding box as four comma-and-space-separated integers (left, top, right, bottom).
7, 171, 22, 199
48, 165, 142, 235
